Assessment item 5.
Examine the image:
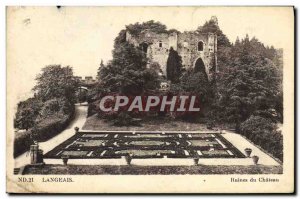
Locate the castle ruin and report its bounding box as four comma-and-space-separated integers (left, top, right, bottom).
125, 29, 217, 81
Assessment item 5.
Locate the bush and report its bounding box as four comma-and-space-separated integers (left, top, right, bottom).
14, 65, 78, 157
14, 97, 43, 130
34, 112, 74, 142
13, 131, 33, 158
111, 112, 140, 127
239, 115, 283, 161
76, 89, 88, 103
87, 100, 100, 117
13, 106, 75, 157
39, 98, 60, 118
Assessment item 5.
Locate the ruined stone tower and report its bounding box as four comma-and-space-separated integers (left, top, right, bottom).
125, 29, 217, 81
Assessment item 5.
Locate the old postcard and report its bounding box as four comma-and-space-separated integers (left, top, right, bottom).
6, 6, 294, 193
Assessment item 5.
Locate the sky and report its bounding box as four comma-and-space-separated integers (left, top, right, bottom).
7, 6, 293, 101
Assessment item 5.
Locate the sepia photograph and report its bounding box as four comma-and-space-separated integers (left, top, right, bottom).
6, 6, 294, 193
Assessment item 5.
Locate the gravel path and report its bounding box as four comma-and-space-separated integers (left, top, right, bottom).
14, 104, 88, 168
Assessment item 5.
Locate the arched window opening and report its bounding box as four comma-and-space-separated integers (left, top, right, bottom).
194, 58, 208, 80
197, 41, 204, 51
140, 43, 149, 53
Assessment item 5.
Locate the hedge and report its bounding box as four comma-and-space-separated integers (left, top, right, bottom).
13, 131, 33, 158
239, 115, 283, 162
13, 107, 74, 158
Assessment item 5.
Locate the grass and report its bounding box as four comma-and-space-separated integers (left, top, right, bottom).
82, 114, 209, 131
23, 164, 283, 175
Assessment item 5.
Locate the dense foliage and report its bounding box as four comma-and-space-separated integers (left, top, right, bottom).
14, 111, 74, 157
98, 43, 160, 95
239, 116, 283, 161
76, 89, 88, 103
15, 65, 78, 131
170, 69, 211, 104
166, 47, 183, 83
113, 21, 178, 49
125, 20, 169, 37
200, 19, 284, 161
14, 65, 78, 156
33, 65, 78, 104
14, 97, 42, 131
213, 36, 282, 126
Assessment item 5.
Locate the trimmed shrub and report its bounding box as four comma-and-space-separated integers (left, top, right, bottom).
13, 131, 33, 158
239, 115, 283, 161
111, 112, 141, 127
13, 106, 74, 158
34, 113, 74, 142
14, 97, 43, 130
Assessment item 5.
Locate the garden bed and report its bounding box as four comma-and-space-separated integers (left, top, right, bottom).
44, 132, 245, 159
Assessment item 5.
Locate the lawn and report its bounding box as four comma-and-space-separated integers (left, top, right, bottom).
23, 164, 283, 175
82, 114, 209, 131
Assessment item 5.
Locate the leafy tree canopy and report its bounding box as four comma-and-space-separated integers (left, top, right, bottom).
33, 65, 78, 104
99, 42, 160, 95
216, 36, 282, 124
114, 20, 179, 47
14, 97, 42, 130
239, 115, 283, 161
197, 16, 231, 48
126, 20, 168, 36
180, 70, 210, 99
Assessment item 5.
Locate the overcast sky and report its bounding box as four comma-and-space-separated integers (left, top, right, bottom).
7, 6, 293, 101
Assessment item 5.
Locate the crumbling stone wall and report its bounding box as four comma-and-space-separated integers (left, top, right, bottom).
126, 29, 217, 81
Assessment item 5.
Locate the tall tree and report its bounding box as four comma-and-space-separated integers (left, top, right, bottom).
216, 37, 282, 125
99, 42, 160, 95
33, 65, 78, 104
97, 59, 105, 81
166, 47, 183, 83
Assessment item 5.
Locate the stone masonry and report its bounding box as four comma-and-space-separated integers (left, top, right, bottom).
126, 29, 217, 80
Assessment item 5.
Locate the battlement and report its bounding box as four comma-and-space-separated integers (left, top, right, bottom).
75, 76, 96, 85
